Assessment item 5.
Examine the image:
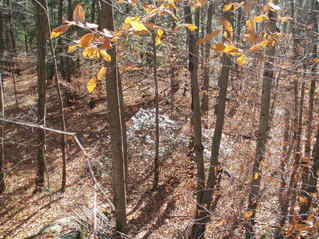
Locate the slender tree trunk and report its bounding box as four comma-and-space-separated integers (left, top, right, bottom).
288, 80, 305, 223
274, 108, 291, 239
34, 0, 48, 193
299, 0, 319, 220
100, 0, 127, 233
201, 0, 214, 113
91, 0, 96, 22
0, 73, 5, 193
245, 3, 278, 238
47, 2, 68, 193
152, 32, 160, 190
183, 4, 205, 238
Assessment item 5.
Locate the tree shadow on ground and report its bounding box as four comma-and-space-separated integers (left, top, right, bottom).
128, 176, 179, 237
0, 190, 63, 239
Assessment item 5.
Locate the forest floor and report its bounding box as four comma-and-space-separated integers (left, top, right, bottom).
0, 55, 288, 239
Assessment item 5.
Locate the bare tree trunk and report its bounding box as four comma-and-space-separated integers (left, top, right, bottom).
0, 73, 5, 193
288, 80, 305, 223
183, 4, 205, 238
299, 0, 318, 220
34, 0, 48, 193
274, 108, 291, 239
201, 0, 214, 114
47, 1, 68, 193
152, 32, 160, 190
245, 3, 278, 238
100, 0, 127, 233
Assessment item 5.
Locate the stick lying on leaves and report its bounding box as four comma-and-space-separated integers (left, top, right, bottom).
0, 117, 115, 211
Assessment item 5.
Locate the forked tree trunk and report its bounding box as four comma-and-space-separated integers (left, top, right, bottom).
245, 2, 278, 238
100, 0, 127, 233
191, 1, 232, 238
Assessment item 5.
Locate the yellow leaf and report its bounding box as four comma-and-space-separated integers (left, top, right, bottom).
223, 3, 235, 11
73, 4, 85, 23
236, 55, 247, 65
97, 67, 107, 81
254, 172, 261, 180
79, 33, 95, 48
243, 211, 254, 219
298, 196, 309, 205
186, 24, 198, 31
252, 15, 269, 22
50, 24, 71, 39
155, 29, 164, 45
67, 44, 79, 53
212, 43, 226, 52
100, 49, 112, 62
249, 40, 269, 52
196, 29, 221, 45
223, 44, 241, 55
124, 16, 149, 32
82, 47, 100, 59
87, 77, 97, 93
220, 19, 233, 39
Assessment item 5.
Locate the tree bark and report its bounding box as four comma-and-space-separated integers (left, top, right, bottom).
34, 0, 48, 193
190, 1, 232, 238
245, 3, 278, 238
100, 0, 127, 233
201, 0, 214, 114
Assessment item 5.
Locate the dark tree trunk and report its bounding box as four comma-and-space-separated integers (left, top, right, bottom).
34, 0, 48, 193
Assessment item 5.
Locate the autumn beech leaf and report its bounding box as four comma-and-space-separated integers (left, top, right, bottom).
50, 24, 71, 39
220, 19, 233, 39
97, 67, 107, 80
243, 211, 254, 219
252, 15, 269, 22
298, 196, 309, 205
82, 47, 100, 59
87, 77, 97, 93
79, 33, 95, 48
73, 4, 85, 23
101, 38, 112, 49
236, 55, 247, 65
212, 43, 225, 51
124, 16, 149, 33
254, 172, 261, 180
223, 3, 235, 11
100, 50, 111, 62
223, 44, 241, 55
155, 29, 164, 45
212, 43, 226, 51
67, 44, 79, 53
185, 24, 198, 31
196, 29, 221, 45
249, 40, 269, 52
